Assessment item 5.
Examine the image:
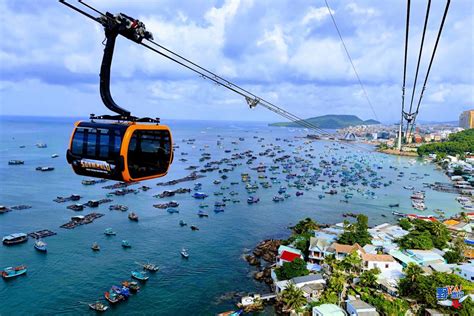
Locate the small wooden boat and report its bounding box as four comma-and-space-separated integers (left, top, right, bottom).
198, 211, 209, 217
128, 212, 139, 221
34, 239, 47, 252
131, 270, 149, 281
129, 281, 140, 292
190, 225, 199, 231
88, 301, 108, 312
136, 261, 159, 272
104, 228, 116, 236
179, 220, 187, 226
181, 248, 189, 258
104, 290, 122, 304
389, 203, 400, 208
2, 265, 27, 279
122, 240, 131, 248
91, 242, 100, 251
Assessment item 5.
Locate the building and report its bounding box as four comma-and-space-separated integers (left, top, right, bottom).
327, 243, 364, 260
274, 274, 326, 296
459, 109, 474, 129
345, 299, 378, 316
308, 236, 334, 263
277, 245, 304, 266
389, 249, 445, 267
454, 263, 474, 282
361, 253, 402, 274
313, 304, 347, 316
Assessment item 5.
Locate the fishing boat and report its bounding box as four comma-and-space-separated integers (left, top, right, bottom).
296, 191, 304, 196
2, 233, 28, 245
389, 203, 400, 208
104, 228, 116, 236
179, 220, 187, 226
131, 270, 149, 281
128, 212, 139, 221
247, 196, 260, 204
129, 281, 140, 292
2, 265, 27, 279
167, 208, 179, 214
104, 289, 123, 304
272, 195, 284, 202
192, 192, 208, 199
218, 310, 243, 316
190, 225, 199, 231
8, 160, 24, 165
34, 239, 47, 252
181, 248, 189, 258
91, 242, 100, 251
140, 262, 159, 272
122, 240, 131, 248
88, 302, 108, 312
198, 210, 209, 217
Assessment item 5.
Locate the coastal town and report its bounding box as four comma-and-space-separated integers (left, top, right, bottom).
236, 112, 474, 315
1, 0, 472, 314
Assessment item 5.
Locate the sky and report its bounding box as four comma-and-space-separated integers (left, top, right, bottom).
0, 0, 472, 123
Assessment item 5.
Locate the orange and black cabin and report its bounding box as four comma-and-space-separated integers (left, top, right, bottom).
67, 121, 173, 182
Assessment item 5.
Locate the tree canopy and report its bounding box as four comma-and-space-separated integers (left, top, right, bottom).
417, 129, 474, 157
275, 258, 309, 281
338, 214, 372, 246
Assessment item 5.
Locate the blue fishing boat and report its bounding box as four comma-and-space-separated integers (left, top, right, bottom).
131, 270, 149, 281
167, 208, 179, 214
122, 240, 131, 248
2, 265, 27, 279
104, 228, 116, 236
198, 210, 209, 217
34, 239, 47, 252
192, 192, 208, 199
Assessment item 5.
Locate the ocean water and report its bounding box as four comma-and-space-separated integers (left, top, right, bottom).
0, 116, 463, 315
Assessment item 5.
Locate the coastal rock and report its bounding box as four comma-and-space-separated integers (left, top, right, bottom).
245, 255, 260, 266
254, 271, 265, 281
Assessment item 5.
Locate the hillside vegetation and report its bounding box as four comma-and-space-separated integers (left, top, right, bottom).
269, 114, 380, 129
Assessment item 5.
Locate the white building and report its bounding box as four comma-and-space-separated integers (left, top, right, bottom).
361, 253, 402, 274
454, 263, 474, 282
345, 299, 378, 316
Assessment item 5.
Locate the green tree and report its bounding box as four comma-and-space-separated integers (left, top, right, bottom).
275, 258, 309, 280
397, 230, 434, 250
398, 218, 412, 231
341, 250, 362, 275
279, 282, 307, 313
338, 214, 372, 246
359, 268, 380, 288
291, 217, 319, 235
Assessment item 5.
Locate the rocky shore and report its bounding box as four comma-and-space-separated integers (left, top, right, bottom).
244, 239, 282, 286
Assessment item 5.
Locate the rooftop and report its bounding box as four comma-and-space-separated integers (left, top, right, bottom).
292, 274, 324, 284
313, 304, 346, 316
361, 253, 395, 262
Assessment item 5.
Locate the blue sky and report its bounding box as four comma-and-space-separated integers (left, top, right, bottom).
0, 0, 472, 123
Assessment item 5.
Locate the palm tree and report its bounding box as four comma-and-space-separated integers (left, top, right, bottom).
280, 282, 307, 313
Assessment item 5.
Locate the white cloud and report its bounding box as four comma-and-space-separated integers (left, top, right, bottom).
302, 6, 332, 25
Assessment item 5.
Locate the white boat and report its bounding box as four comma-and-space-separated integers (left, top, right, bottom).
180, 248, 189, 258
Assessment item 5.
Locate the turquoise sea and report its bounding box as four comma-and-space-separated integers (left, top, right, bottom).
0, 116, 464, 315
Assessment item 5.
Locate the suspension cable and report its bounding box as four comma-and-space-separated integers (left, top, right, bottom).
408, 0, 450, 137
404, 0, 431, 139
323, 0, 378, 122
398, 0, 411, 149
60, 0, 371, 152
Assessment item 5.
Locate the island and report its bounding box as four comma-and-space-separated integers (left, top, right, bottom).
269, 114, 380, 129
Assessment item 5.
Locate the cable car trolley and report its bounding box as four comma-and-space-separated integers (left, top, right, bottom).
62, 0, 173, 182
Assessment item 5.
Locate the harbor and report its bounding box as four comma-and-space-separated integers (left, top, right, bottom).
0, 117, 470, 314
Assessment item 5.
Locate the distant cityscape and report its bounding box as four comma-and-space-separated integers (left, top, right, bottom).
335, 109, 473, 151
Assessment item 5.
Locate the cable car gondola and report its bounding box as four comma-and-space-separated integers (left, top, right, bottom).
67, 121, 172, 182
63, 2, 173, 182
